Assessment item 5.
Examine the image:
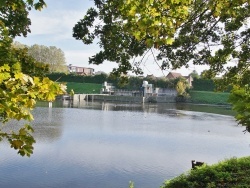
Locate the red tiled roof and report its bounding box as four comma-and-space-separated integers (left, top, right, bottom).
166, 72, 183, 79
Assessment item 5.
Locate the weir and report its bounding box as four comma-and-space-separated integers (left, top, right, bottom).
64, 94, 176, 103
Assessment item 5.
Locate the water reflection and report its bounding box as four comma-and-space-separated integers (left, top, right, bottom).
31, 108, 65, 142
3, 107, 64, 143
0, 101, 248, 188
48, 100, 235, 117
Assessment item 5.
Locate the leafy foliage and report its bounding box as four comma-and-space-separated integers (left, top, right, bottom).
0, 124, 35, 157
0, 0, 46, 37
0, 1, 66, 156
47, 72, 178, 91
73, 1, 147, 76
175, 79, 189, 102
229, 85, 250, 132
0, 36, 65, 156
161, 156, 250, 188
74, 0, 250, 77
189, 70, 199, 79
158, 0, 250, 75
176, 80, 188, 96
192, 78, 215, 91
27, 44, 68, 73
47, 72, 109, 84
129, 181, 134, 188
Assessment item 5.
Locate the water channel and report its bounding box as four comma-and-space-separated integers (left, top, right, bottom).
0, 101, 250, 188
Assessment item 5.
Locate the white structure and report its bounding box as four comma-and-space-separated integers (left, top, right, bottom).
155, 88, 177, 96
142, 81, 154, 97
101, 81, 115, 94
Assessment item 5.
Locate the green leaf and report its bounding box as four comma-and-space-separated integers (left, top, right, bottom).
11, 140, 24, 149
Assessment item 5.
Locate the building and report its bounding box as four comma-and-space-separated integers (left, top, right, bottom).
146, 74, 156, 80
166, 72, 183, 79
166, 72, 193, 87
95, 71, 107, 75
184, 75, 193, 88
68, 64, 94, 76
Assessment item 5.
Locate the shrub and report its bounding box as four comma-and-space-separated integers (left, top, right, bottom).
161, 156, 250, 188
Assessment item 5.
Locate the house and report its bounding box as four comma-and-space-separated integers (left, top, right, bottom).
146, 74, 156, 80
166, 72, 183, 79
166, 72, 193, 87
68, 64, 94, 76
184, 75, 193, 88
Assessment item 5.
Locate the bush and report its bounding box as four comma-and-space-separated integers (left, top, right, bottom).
46, 73, 108, 84
161, 156, 250, 188
192, 78, 215, 91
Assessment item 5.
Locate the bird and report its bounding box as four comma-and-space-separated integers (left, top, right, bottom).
191, 160, 204, 169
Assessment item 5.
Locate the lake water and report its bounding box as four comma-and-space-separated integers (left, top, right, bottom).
0, 101, 250, 188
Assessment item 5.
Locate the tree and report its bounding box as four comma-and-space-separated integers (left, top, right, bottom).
0, 0, 46, 37
28, 44, 68, 73
176, 80, 186, 96
229, 85, 250, 133
12, 41, 28, 49
189, 70, 199, 79
175, 79, 189, 102
200, 70, 209, 79
73, 0, 250, 131
73, 0, 248, 74
0, 0, 65, 156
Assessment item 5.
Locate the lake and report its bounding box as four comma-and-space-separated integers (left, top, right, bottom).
0, 101, 249, 188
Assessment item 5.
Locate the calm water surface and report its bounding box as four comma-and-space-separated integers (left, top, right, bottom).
0, 101, 249, 188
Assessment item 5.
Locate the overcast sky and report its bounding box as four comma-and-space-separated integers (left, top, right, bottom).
15, 0, 207, 77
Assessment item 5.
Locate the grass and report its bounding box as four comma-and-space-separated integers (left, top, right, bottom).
189, 90, 230, 105
161, 156, 250, 188
65, 82, 102, 94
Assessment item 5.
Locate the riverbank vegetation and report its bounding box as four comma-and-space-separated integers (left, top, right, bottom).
189, 91, 230, 105
47, 72, 178, 89
161, 156, 250, 188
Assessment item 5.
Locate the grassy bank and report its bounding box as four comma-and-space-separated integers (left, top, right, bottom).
189, 90, 230, 105
66, 82, 102, 94
161, 156, 250, 188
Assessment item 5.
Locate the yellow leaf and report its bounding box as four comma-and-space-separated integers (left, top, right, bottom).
166, 37, 174, 45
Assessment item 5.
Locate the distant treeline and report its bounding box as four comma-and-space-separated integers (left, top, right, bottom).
47, 73, 109, 84
192, 78, 215, 91
192, 78, 231, 92
46, 73, 178, 90
47, 73, 224, 91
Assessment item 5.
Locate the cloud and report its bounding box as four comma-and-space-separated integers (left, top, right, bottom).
29, 10, 85, 39
65, 50, 95, 65
27, 0, 95, 40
